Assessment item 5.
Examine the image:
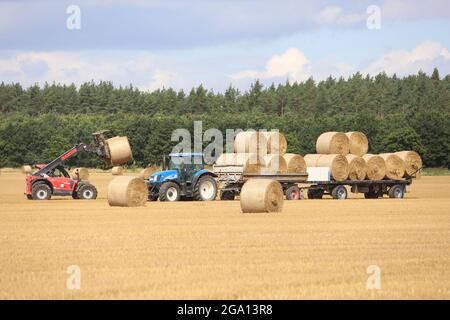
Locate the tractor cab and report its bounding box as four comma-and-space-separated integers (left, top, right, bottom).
148, 153, 217, 202
163, 153, 204, 183
34, 164, 71, 178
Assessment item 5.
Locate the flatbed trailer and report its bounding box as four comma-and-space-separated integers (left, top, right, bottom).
215, 171, 415, 200
299, 178, 413, 200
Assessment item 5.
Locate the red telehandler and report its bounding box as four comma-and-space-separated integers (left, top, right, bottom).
25, 130, 122, 200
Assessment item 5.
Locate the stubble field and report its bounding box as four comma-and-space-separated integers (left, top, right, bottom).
0, 170, 449, 299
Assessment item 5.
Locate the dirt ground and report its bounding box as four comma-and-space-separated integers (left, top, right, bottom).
0, 170, 449, 299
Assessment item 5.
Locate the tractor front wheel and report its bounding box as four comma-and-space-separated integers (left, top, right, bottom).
159, 182, 181, 202
194, 176, 217, 201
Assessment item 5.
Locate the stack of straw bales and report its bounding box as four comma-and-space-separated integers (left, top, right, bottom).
214, 130, 306, 175
306, 131, 422, 181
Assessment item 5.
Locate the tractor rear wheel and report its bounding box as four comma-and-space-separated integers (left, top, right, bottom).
77, 184, 97, 200
32, 183, 52, 200
159, 182, 181, 202
194, 175, 217, 201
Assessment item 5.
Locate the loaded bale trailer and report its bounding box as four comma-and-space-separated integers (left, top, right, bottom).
299, 167, 421, 200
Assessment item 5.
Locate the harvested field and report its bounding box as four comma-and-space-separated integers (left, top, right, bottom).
0, 171, 449, 299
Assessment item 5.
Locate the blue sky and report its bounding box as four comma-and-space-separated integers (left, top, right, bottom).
1, 0, 450, 91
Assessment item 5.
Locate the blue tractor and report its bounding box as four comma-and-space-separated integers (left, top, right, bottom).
147, 153, 218, 202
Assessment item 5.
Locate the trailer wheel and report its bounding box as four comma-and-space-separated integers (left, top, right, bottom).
159, 182, 181, 202
285, 186, 300, 200
194, 175, 217, 201
32, 183, 52, 200
331, 185, 347, 200
307, 189, 323, 199
388, 184, 404, 199
220, 190, 235, 201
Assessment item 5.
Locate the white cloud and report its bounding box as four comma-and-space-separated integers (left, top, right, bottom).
362, 41, 450, 76
1, 41, 449, 93
314, 5, 365, 26
381, 0, 450, 20
230, 41, 450, 86
145, 70, 177, 91
231, 48, 311, 82
0, 50, 179, 91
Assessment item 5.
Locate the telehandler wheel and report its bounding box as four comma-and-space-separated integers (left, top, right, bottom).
77, 184, 97, 200
32, 183, 52, 200
331, 185, 347, 200
159, 182, 181, 202
194, 175, 217, 201
285, 185, 300, 200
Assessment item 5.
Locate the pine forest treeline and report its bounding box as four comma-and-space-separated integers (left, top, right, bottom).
0, 69, 449, 168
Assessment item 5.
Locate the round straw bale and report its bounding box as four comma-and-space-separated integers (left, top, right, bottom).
263, 154, 287, 173
379, 153, 405, 180
261, 131, 287, 155
71, 167, 89, 180
21, 165, 32, 174
316, 154, 348, 181
345, 132, 368, 156
240, 179, 284, 213
107, 176, 147, 207
106, 136, 133, 166
395, 151, 423, 177
304, 154, 349, 181
362, 154, 386, 180
235, 153, 265, 174
283, 154, 306, 173
111, 166, 123, 176
234, 131, 268, 154
139, 167, 154, 179
304, 154, 321, 167
345, 154, 367, 180
316, 132, 350, 155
